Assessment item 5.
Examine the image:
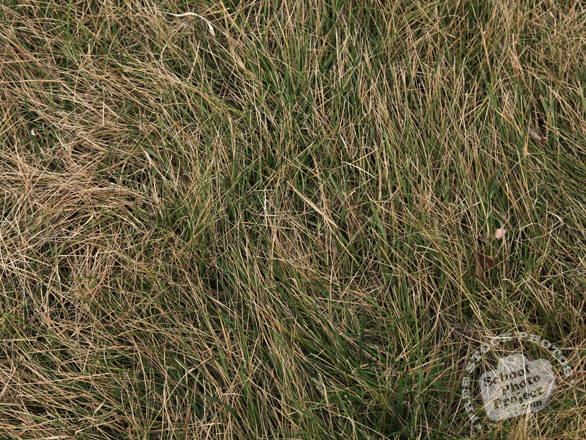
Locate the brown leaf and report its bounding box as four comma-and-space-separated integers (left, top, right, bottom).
527, 125, 547, 144
476, 253, 497, 276
475, 262, 483, 278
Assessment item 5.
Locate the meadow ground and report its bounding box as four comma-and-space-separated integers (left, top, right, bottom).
1, 1, 585, 439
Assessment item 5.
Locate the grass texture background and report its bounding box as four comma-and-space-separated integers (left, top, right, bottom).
0, 1, 585, 439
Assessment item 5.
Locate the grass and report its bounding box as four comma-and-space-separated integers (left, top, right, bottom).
1, 0, 585, 438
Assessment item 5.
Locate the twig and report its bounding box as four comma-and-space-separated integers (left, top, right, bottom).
167, 12, 215, 36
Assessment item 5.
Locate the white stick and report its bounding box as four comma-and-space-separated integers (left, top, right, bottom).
167, 12, 215, 36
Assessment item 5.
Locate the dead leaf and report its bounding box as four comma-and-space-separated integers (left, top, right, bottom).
494, 228, 507, 240
475, 262, 483, 278
527, 125, 547, 144
476, 253, 497, 277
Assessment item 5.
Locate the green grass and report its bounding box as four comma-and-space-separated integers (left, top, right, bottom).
1, 0, 585, 439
